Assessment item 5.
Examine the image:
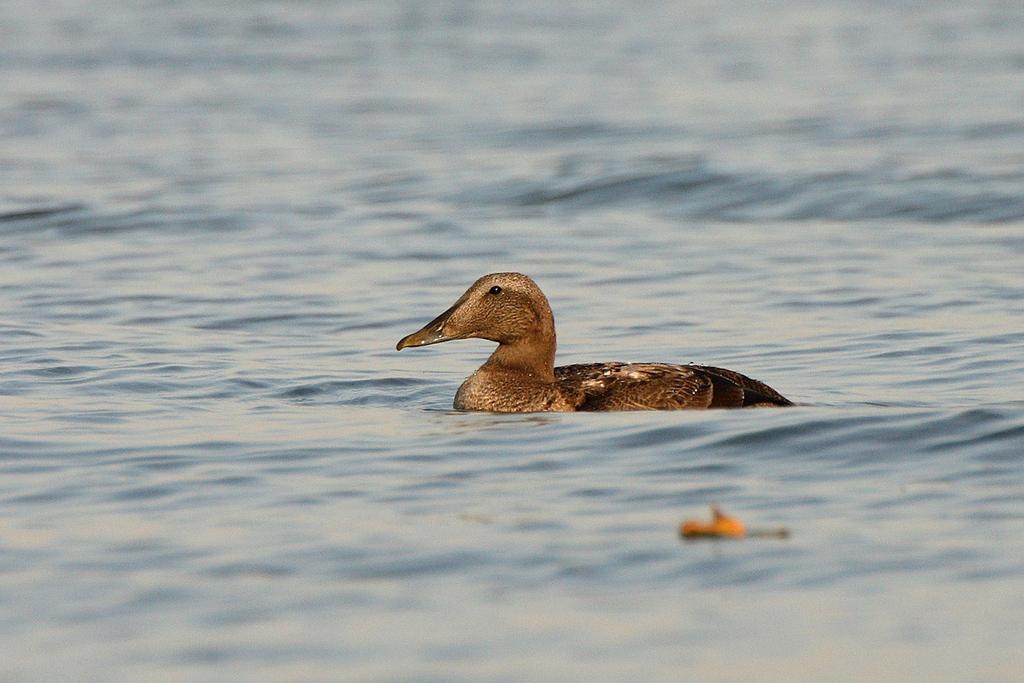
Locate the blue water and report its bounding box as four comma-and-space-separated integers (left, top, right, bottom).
2, 2, 1023, 681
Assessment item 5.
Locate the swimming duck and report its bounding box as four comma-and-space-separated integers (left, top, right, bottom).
396, 273, 791, 412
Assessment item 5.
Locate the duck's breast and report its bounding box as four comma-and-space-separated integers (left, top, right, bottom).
455, 369, 579, 412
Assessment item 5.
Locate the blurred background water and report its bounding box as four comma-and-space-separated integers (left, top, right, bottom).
2, 1, 1023, 681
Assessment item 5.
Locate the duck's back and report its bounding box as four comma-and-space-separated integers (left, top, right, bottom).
555, 362, 791, 410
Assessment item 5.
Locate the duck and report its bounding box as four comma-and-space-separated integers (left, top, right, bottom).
396, 272, 792, 412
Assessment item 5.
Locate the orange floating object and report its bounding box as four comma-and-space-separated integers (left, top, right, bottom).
679, 504, 747, 539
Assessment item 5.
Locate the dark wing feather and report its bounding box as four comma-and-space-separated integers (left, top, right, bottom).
556, 363, 714, 411
555, 362, 791, 410
688, 364, 792, 407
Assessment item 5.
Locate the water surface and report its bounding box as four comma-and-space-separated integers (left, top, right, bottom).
2, 1, 1023, 681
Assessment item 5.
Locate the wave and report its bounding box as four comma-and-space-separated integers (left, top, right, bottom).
0, 204, 242, 236
469, 162, 1024, 224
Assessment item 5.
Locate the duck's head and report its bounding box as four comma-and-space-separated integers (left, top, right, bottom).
396, 272, 555, 351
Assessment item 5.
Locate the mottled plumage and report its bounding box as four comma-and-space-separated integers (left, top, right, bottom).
396, 273, 791, 412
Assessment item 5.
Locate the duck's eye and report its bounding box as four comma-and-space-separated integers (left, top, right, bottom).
489, 285, 502, 296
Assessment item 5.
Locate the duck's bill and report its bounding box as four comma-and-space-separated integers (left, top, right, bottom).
395, 305, 458, 350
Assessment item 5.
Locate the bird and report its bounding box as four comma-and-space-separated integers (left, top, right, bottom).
396, 272, 792, 412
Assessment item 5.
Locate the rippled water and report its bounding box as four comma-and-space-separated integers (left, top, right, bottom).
2, 2, 1024, 681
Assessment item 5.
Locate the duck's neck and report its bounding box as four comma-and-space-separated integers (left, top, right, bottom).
483, 332, 557, 382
